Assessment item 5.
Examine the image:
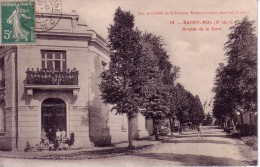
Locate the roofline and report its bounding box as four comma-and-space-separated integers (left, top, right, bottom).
35, 12, 79, 19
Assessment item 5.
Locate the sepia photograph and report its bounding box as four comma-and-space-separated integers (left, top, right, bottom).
0, 0, 257, 166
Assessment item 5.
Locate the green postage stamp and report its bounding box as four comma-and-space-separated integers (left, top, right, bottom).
1, 1, 35, 45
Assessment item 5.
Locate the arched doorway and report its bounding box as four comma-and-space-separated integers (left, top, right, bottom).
41, 98, 66, 142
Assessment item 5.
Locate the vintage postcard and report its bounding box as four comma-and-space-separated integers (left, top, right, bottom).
0, 0, 257, 166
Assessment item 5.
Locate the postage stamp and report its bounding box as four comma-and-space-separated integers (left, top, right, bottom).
1, 1, 35, 45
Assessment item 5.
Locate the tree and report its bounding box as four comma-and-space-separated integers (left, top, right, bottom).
141, 75, 170, 140
139, 33, 179, 140
99, 8, 145, 148
168, 83, 204, 132
213, 63, 236, 128
205, 112, 213, 125
213, 17, 257, 130
224, 17, 257, 113
169, 83, 191, 127
189, 95, 204, 125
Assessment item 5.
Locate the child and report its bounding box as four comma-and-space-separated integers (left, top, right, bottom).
56, 129, 61, 141
61, 129, 66, 141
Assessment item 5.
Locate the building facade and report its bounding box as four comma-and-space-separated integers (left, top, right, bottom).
0, 11, 148, 151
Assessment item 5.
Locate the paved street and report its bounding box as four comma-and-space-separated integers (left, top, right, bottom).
0, 126, 255, 167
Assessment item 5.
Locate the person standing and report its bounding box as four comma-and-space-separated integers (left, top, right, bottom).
47, 129, 55, 142
41, 129, 47, 143
56, 129, 61, 141
197, 123, 203, 139
61, 129, 66, 141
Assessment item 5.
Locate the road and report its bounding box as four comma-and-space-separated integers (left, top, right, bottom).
0, 126, 253, 167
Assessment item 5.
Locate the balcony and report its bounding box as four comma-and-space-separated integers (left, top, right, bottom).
25, 68, 80, 96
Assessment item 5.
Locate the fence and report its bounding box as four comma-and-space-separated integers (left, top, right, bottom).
237, 111, 257, 136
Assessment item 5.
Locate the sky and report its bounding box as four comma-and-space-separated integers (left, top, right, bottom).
60, 0, 257, 113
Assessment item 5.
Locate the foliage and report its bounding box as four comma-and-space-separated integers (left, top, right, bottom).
213, 63, 236, 119
202, 112, 213, 126
213, 17, 257, 121
224, 17, 257, 112
100, 7, 143, 117
169, 83, 204, 125
169, 83, 189, 123
139, 33, 179, 139
189, 95, 205, 124
100, 7, 205, 143
99, 8, 145, 147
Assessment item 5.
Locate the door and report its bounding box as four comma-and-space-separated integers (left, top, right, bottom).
41, 98, 66, 142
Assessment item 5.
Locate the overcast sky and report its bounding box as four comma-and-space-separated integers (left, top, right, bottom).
61, 0, 257, 113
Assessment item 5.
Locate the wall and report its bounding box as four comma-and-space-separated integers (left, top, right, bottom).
108, 110, 128, 144
0, 47, 17, 150
87, 50, 111, 146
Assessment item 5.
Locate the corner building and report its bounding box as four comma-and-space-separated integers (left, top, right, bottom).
0, 11, 148, 151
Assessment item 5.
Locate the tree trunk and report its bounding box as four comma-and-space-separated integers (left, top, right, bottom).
169, 118, 173, 136
128, 117, 134, 148
249, 112, 252, 135
231, 118, 236, 131
221, 118, 225, 129
179, 121, 182, 134
239, 111, 244, 135
240, 111, 244, 125
169, 118, 172, 132
224, 117, 228, 128
153, 119, 159, 140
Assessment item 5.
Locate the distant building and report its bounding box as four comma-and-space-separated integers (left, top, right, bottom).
0, 11, 148, 151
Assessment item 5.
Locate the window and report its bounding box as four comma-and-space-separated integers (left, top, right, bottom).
0, 107, 5, 133
0, 59, 4, 81
41, 50, 66, 71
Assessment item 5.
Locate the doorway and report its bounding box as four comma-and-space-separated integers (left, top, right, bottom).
41, 98, 66, 142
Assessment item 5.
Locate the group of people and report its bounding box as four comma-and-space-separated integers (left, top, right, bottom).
41, 128, 67, 144
26, 68, 79, 85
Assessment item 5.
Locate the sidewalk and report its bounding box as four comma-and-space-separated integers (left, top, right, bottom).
0, 139, 162, 160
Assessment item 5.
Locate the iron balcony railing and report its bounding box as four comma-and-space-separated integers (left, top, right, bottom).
25, 68, 79, 85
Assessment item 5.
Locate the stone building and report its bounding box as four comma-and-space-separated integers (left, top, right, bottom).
0, 11, 148, 151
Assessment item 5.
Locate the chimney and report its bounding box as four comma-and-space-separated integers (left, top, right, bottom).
71, 10, 79, 31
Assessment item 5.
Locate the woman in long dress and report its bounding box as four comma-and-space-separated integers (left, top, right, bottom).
7, 6, 31, 41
